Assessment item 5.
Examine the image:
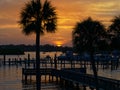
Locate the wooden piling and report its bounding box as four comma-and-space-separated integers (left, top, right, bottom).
28, 54, 30, 67
54, 54, 57, 69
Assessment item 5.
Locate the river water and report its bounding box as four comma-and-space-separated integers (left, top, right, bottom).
0, 52, 120, 90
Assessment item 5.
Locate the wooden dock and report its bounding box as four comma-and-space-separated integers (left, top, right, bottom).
58, 69, 120, 90
22, 68, 120, 90
22, 68, 53, 75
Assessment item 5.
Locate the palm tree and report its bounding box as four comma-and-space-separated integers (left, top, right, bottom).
109, 15, 120, 38
19, 0, 57, 90
72, 17, 106, 90
108, 15, 120, 50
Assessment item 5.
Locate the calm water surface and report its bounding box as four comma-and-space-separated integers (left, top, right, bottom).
0, 52, 120, 90
0, 66, 63, 90
0, 52, 64, 90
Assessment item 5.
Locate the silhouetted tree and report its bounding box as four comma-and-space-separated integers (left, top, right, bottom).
97, 40, 110, 51
110, 37, 120, 50
72, 17, 106, 90
19, 0, 57, 90
108, 15, 120, 50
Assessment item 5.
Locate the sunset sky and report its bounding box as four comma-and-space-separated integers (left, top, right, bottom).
0, 0, 120, 46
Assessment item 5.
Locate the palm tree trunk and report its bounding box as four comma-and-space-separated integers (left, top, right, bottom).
36, 0, 41, 90
88, 35, 99, 90
36, 32, 41, 90
91, 54, 99, 90
90, 48, 99, 90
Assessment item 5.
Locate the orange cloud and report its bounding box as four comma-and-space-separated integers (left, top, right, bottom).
0, 0, 120, 46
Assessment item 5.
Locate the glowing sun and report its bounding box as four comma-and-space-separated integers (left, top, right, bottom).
55, 41, 63, 47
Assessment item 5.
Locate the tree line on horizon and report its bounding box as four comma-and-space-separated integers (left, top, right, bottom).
0, 44, 73, 52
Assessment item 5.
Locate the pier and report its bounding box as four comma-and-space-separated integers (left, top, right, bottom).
19, 53, 120, 90
22, 68, 120, 90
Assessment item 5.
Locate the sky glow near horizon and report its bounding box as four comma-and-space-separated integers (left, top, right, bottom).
0, 0, 120, 46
